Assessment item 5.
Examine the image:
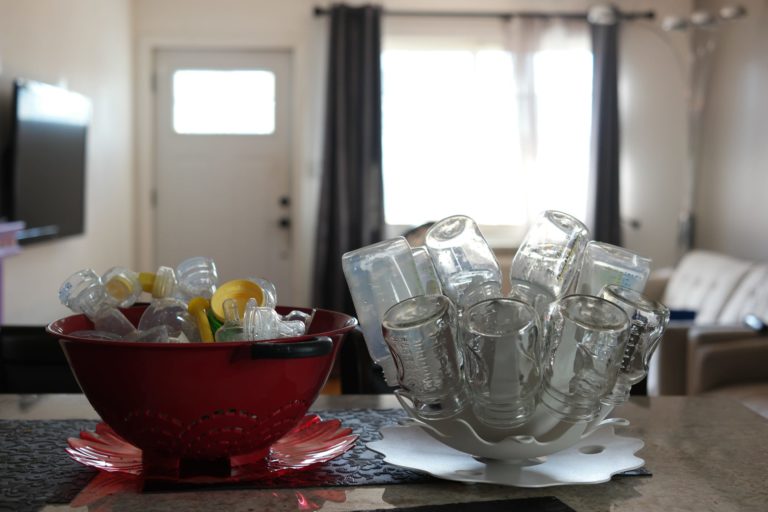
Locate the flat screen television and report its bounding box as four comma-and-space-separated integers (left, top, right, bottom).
1, 79, 91, 244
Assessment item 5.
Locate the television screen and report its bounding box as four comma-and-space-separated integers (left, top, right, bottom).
3, 79, 91, 244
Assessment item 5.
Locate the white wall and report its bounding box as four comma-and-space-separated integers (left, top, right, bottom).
0, 0, 134, 325
134, 0, 693, 309
695, 0, 768, 261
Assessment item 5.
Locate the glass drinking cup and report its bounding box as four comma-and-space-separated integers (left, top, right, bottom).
425, 215, 502, 307
540, 295, 629, 422
598, 284, 670, 405
509, 210, 589, 298
463, 298, 541, 428
342, 237, 425, 385
575, 241, 651, 296
382, 295, 467, 419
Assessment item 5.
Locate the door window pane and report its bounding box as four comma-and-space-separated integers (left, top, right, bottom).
172, 70, 275, 135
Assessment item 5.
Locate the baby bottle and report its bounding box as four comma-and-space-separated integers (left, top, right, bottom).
425, 215, 502, 309
59, 269, 136, 337
175, 256, 219, 301
101, 266, 143, 308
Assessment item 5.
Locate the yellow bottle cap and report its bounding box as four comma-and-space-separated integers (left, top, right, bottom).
210, 279, 264, 322
105, 275, 134, 302
139, 272, 156, 293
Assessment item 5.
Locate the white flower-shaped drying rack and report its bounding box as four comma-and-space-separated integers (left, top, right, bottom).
366, 392, 645, 487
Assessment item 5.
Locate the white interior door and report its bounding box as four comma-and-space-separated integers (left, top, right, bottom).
154, 49, 294, 303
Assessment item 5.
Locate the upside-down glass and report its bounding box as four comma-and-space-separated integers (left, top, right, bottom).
463, 299, 541, 428
342, 237, 425, 385
382, 295, 467, 419
598, 285, 670, 405
540, 295, 629, 422
509, 210, 589, 298
575, 241, 652, 296
411, 246, 443, 296
425, 216, 502, 307
508, 278, 555, 322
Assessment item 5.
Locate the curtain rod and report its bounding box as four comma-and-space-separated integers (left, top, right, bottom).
313, 6, 655, 21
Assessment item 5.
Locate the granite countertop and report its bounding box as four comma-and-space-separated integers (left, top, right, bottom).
1, 394, 767, 511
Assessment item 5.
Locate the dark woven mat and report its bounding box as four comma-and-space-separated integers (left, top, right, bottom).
0, 409, 649, 512
0, 409, 428, 511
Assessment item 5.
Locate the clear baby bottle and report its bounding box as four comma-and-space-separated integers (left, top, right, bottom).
101, 267, 143, 308
138, 297, 200, 342
425, 215, 502, 307
59, 269, 136, 337
175, 256, 219, 301
342, 237, 425, 386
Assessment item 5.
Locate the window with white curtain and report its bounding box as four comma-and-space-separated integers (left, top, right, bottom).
381, 18, 593, 246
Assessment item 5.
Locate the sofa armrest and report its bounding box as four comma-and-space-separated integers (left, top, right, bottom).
688, 324, 758, 344
644, 267, 672, 302
686, 326, 766, 394
647, 321, 692, 396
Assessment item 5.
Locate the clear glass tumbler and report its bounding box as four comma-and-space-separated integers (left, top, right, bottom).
575, 241, 651, 296
540, 295, 629, 422
463, 298, 541, 428
425, 215, 501, 307
342, 237, 425, 385
382, 295, 467, 419
509, 210, 589, 298
598, 285, 670, 405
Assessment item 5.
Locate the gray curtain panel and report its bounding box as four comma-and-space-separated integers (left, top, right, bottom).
589, 21, 622, 245
312, 4, 384, 315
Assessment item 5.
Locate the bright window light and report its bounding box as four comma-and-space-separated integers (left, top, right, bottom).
381, 45, 592, 241
172, 70, 275, 135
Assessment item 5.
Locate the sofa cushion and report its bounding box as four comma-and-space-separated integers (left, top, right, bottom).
663, 251, 752, 324
717, 263, 768, 324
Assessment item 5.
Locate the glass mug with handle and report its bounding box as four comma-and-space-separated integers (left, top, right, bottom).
598, 284, 670, 405
462, 298, 542, 428
540, 295, 630, 422
382, 294, 468, 419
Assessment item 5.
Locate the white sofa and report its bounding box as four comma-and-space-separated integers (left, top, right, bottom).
646, 250, 768, 418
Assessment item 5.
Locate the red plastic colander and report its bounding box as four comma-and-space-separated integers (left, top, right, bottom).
47, 304, 357, 464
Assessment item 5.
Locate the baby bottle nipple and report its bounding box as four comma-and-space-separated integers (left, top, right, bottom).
215, 298, 247, 342
248, 277, 277, 309
242, 298, 306, 340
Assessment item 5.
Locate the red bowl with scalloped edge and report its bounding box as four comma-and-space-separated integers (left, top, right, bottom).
47, 304, 357, 463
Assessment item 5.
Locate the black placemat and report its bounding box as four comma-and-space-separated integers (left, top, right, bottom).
0, 409, 650, 512
362, 497, 577, 512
